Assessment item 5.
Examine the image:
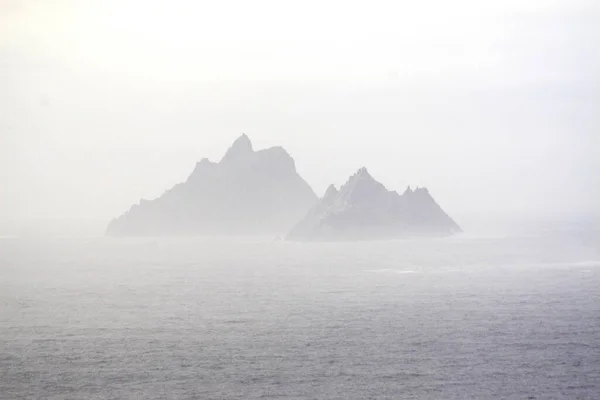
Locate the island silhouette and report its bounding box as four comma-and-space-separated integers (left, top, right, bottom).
107, 135, 461, 240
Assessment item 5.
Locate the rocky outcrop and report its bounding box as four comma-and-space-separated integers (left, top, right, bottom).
107, 134, 317, 236
287, 167, 461, 241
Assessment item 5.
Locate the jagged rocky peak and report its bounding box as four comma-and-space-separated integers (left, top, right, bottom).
106, 134, 318, 237
218, 135, 298, 173
256, 145, 297, 173
287, 168, 461, 241
187, 157, 216, 181
195, 157, 214, 169
221, 133, 254, 163
350, 167, 374, 181
232, 133, 253, 151
338, 167, 388, 204
323, 184, 338, 198
412, 186, 433, 199
347, 167, 380, 186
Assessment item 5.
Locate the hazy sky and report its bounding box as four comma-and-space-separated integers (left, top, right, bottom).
1, 0, 599, 233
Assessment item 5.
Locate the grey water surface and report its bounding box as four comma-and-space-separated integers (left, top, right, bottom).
1, 231, 599, 399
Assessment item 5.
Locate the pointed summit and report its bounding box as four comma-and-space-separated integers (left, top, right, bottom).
107, 133, 317, 237
347, 167, 379, 186
343, 167, 375, 187
356, 167, 371, 178
336, 167, 388, 206
235, 133, 252, 148
287, 168, 461, 241
221, 134, 254, 163
323, 184, 338, 199
230, 133, 253, 152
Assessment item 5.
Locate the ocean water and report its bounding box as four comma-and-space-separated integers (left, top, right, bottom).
1, 231, 599, 399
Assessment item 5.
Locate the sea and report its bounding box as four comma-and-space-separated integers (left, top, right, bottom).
1, 226, 599, 399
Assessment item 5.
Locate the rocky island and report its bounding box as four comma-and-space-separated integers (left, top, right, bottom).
107, 135, 318, 236
286, 167, 461, 241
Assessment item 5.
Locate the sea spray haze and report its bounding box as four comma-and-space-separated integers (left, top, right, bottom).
1, 1, 599, 399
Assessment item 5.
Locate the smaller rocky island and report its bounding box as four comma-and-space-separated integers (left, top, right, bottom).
287, 167, 461, 241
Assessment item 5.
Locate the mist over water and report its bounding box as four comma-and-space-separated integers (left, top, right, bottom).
2, 227, 599, 399
2, 1, 600, 398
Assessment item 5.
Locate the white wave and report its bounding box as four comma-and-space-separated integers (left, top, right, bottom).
364, 269, 418, 274
522, 260, 600, 269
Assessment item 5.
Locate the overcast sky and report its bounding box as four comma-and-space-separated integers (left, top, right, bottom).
1, 0, 599, 233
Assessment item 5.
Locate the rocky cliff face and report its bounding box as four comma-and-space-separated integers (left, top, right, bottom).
287, 168, 461, 241
107, 135, 317, 236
